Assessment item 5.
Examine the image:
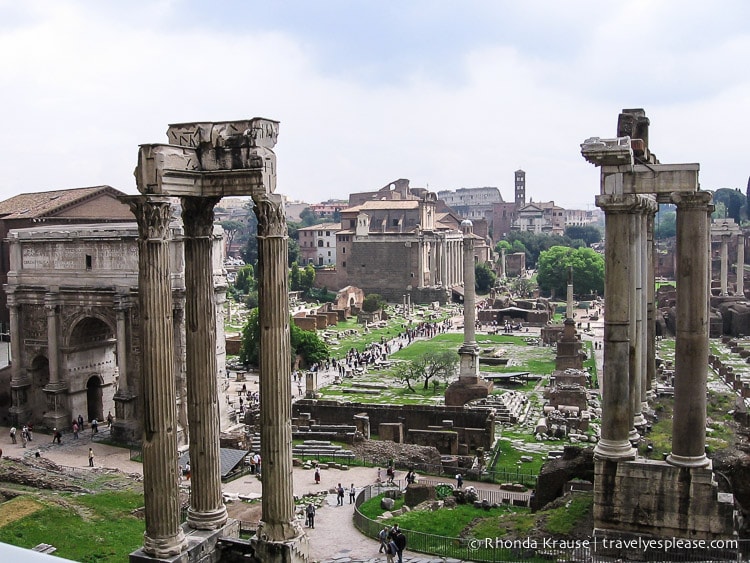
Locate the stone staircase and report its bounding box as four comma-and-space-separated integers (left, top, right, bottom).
292, 440, 355, 459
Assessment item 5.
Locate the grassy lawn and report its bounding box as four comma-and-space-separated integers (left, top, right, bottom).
0, 491, 144, 563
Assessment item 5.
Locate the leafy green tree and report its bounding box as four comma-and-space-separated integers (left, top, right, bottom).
234, 264, 255, 294
299, 207, 321, 226
713, 188, 745, 223
495, 240, 512, 254
509, 276, 537, 298
220, 220, 245, 253
362, 293, 386, 313
655, 208, 676, 239
537, 246, 604, 297
301, 264, 316, 293
475, 262, 497, 294
392, 350, 459, 391
564, 225, 602, 247
290, 323, 330, 367
290, 263, 301, 292
240, 308, 330, 368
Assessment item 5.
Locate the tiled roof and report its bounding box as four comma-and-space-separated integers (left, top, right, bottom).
0, 186, 126, 219
298, 222, 341, 232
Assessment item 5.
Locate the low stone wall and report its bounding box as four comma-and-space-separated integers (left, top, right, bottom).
293, 400, 494, 450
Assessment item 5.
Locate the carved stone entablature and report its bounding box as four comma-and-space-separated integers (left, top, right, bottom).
135, 119, 279, 198
581, 136, 634, 168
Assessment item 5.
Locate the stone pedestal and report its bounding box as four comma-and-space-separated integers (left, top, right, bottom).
305, 371, 318, 399
554, 318, 583, 371
130, 520, 240, 563
594, 459, 735, 540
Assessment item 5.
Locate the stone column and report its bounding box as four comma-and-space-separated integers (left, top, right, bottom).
667, 191, 712, 468
593, 194, 637, 461
114, 294, 131, 394
252, 193, 301, 543
737, 235, 745, 297
181, 196, 228, 531
7, 292, 30, 426
43, 293, 68, 429
645, 207, 656, 399
565, 266, 574, 320
126, 196, 186, 558
720, 234, 729, 295
44, 294, 61, 386
629, 210, 644, 441
462, 224, 477, 349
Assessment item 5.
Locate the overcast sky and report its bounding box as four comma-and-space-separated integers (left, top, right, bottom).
1, 0, 748, 210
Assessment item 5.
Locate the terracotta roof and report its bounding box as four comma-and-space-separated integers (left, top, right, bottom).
297, 222, 341, 232
0, 186, 127, 220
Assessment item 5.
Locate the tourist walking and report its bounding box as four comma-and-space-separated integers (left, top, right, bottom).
52, 429, 62, 444
456, 473, 463, 489
72, 422, 79, 439
394, 530, 407, 563
91, 418, 98, 434
336, 483, 344, 506
386, 538, 398, 563
349, 483, 356, 504
9, 426, 16, 444
378, 526, 389, 553
88, 448, 94, 467
305, 503, 316, 528
314, 467, 321, 484
77, 414, 84, 432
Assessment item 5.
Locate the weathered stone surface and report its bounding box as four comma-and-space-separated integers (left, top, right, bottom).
531, 446, 594, 511
403, 483, 436, 507
380, 497, 395, 510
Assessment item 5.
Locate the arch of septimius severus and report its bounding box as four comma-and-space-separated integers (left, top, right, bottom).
581, 109, 736, 542
126, 119, 306, 562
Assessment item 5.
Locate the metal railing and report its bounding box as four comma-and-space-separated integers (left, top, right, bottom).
353, 484, 747, 562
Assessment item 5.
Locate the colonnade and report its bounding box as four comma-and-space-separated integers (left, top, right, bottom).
436, 237, 464, 287
128, 119, 304, 561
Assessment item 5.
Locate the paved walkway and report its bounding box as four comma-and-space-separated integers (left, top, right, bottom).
1, 425, 527, 562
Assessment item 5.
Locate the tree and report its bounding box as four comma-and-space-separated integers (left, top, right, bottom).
392, 350, 459, 391
240, 308, 330, 368
536, 246, 604, 297
290, 263, 301, 292
234, 264, 255, 294
475, 263, 496, 294
301, 264, 316, 293
362, 293, 386, 313
655, 208, 676, 239
564, 225, 602, 247
220, 220, 245, 253
713, 188, 745, 223
299, 207, 321, 227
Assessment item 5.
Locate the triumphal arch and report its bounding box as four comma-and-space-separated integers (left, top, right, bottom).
581, 109, 736, 543
127, 119, 305, 562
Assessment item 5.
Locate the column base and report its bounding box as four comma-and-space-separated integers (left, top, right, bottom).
131, 520, 239, 562
628, 427, 641, 444
43, 410, 71, 432
593, 438, 636, 461
250, 523, 308, 563
140, 528, 187, 560
187, 505, 228, 531
665, 452, 711, 468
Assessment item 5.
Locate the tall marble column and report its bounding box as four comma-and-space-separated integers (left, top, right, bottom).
720, 234, 729, 296
667, 191, 712, 468
7, 292, 30, 426
593, 194, 637, 461
181, 196, 228, 530
459, 221, 479, 381
127, 196, 186, 557
253, 193, 301, 543
645, 206, 657, 400
44, 294, 61, 387
43, 293, 68, 429
629, 210, 644, 441
737, 235, 745, 297
114, 294, 131, 395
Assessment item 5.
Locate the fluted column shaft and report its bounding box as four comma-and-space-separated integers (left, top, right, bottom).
668, 191, 712, 468
128, 196, 186, 558
594, 194, 637, 461
629, 210, 644, 439
720, 235, 729, 295
254, 193, 298, 542
645, 209, 656, 398
737, 236, 745, 296
114, 296, 130, 394
45, 295, 60, 386
7, 295, 20, 381
182, 196, 228, 530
